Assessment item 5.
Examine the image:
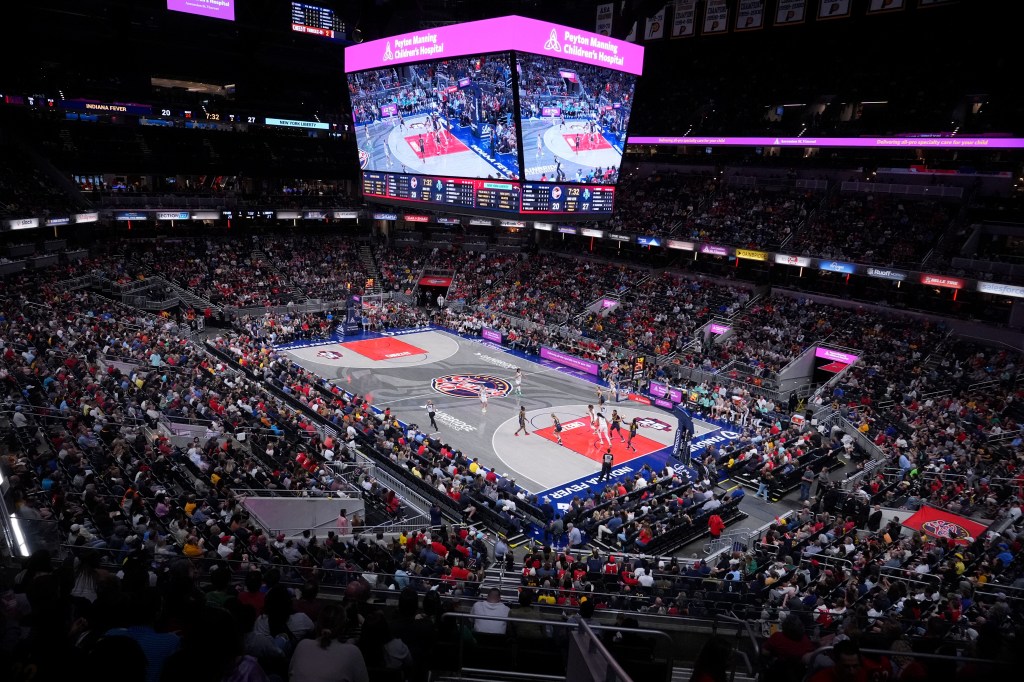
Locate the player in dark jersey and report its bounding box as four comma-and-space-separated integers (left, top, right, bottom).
626, 417, 639, 452
551, 413, 563, 445
610, 410, 625, 443
514, 405, 530, 436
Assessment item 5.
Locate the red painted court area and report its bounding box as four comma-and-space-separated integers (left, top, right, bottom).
405, 131, 469, 159
562, 133, 612, 152
340, 337, 427, 361
533, 417, 664, 464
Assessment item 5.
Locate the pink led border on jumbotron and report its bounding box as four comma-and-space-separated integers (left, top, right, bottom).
344, 16, 644, 75
627, 136, 1024, 149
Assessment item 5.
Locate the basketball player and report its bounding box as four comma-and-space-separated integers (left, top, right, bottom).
433, 129, 442, 155
427, 400, 439, 431
587, 404, 597, 432
574, 133, 581, 155
383, 143, 392, 168
595, 413, 612, 446
610, 409, 626, 443
479, 385, 488, 413
536, 133, 543, 159
418, 134, 426, 163
626, 417, 639, 452
513, 368, 522, 396
598, 447, 614, 482
514, 405, 530, 436
551, 414, 563, 445
596, 388, 608, 415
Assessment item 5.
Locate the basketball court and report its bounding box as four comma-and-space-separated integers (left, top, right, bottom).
522, 117, 623, 181
358, 114, 519, 179
278, 328, 724, 497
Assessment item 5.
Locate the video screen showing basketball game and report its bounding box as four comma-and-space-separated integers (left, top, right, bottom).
348, 52, 520, 180
518, 54, 635, 184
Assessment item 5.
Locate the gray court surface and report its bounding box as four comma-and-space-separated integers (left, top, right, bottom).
284, 330, 679, 493
282, 329, 810, 550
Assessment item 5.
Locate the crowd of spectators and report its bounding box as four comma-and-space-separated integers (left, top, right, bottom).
0, 145, 85, 219
127, 239, 297, 308
584, 272, 750, 356
474, 254, 642, 325
789, 195, 957, 267
679, 186, 814, 249
2, 232, 1022, 682
602, 170, 713, 237
261, 235, 366, 301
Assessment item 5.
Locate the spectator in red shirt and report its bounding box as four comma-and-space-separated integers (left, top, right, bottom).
761, 615, 815, 682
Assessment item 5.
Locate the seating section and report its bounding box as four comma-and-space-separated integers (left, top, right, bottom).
788, 195, 957, 267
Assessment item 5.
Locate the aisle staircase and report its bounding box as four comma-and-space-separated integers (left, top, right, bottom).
253, 248, 307, 303
360, 245, 384, 295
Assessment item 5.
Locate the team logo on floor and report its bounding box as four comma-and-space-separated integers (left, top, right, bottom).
358, 149, 369, 169
636, 417, 672, 431
316, 350, 344, 360
921, 519, 971, 542
431, 374, 512, 399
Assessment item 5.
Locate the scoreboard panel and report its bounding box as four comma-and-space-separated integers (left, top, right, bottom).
291, 2, 345, 39
520, 183, 615, 215
362, 171, 520, 213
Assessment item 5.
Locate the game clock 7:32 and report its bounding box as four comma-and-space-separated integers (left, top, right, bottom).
520, 183, 615, 214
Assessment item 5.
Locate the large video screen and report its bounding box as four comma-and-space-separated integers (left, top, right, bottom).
167, 0, 235, 21
348, 52, 519, 180
519, 55, 635, 184
344, 16, 644, 218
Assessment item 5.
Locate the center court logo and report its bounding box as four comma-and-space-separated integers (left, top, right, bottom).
921, 519, 971, 542
544, 28, 562, 52
358, 149, 369, 169
636, 417, 672, 432
431, 374, 512, 399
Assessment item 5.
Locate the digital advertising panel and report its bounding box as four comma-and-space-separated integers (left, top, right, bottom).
167, 0, 234, 21
349, 51, 519, 180
345, 16, 643, 220
519, 53, 636, 184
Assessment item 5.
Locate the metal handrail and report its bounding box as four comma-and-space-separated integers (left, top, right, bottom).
805, 644, 1010, 667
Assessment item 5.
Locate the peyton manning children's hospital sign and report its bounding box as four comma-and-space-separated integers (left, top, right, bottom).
344, 15, 644, 75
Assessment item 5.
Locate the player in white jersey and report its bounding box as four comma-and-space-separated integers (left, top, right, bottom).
536, 133, 543, 159
479, 385, 488, 413
595, 413, 613, 446
587, 404, 597, 432
513, 368, 522, 396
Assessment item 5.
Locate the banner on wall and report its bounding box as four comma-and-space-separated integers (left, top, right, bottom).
818, 260, 856, 274
735, 248, 768, 261
596, 2, 614, 35
736, 0, 766, 30
977, 282, 1024, 299
817, 0, 852, 19
672, 0, 697, 36
921, 274, 964, 289
867, 0, 905, 12
645, 5, 667, 39
775, 0, 807, 25
703, 0, 729, 34
866, 267, 908, 282
775, 253, 811, 267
